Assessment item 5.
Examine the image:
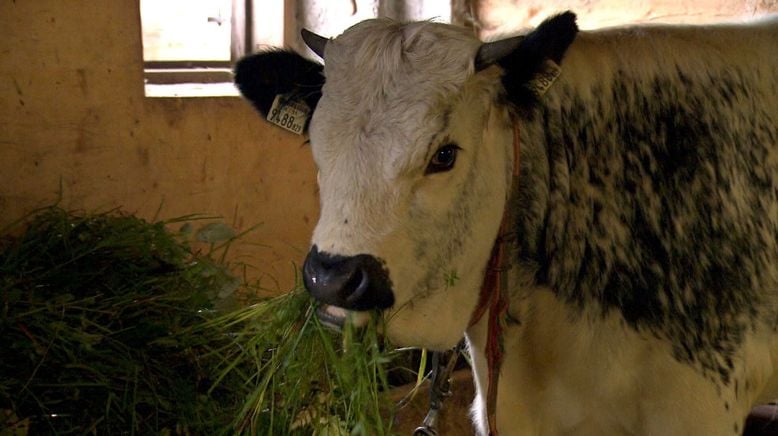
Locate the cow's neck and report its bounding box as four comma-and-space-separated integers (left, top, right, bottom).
463, 121, 524, 435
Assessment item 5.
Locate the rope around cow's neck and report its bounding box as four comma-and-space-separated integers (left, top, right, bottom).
468, 121, 521, 436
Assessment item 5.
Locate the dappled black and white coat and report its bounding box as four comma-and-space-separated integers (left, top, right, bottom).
235, 11, 778, 435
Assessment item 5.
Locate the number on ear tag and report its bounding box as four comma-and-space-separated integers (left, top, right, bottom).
527, 60, 562, 97
267, 95, 310, 135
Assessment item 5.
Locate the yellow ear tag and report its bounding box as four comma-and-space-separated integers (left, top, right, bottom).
267, 94, 310, 135
527, 60, 562, 97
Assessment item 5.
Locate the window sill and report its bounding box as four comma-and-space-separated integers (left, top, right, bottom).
144, 82, 240, 98
143, 66, 239, 97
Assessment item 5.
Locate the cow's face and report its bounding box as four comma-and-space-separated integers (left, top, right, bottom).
305, 20, 514, 349
234, 14, 578, 350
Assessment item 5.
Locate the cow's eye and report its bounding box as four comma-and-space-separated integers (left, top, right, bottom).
426, 143, 460, 174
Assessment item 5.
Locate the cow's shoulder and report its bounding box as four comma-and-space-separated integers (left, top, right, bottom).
493, 289, 778, 434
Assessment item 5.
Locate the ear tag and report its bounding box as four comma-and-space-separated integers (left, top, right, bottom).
267, 94, 310, 135
527, 60, 562, 97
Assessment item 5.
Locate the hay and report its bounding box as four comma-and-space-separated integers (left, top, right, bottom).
0, 207, 403, 435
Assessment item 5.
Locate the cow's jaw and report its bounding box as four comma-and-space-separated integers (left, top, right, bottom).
316, 304, 371, 330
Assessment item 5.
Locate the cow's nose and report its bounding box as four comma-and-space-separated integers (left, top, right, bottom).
303, 245, 394, 311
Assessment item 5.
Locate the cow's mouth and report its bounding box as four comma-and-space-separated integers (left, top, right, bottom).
316, 304, 372, 331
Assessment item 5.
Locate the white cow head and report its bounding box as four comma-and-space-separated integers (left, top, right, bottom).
235, 13, 578, 350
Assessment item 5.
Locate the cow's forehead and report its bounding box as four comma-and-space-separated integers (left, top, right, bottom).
310, 19, 482, 177
326, 19, 478, 79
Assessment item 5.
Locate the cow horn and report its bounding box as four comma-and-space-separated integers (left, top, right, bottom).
474, 35, 524, 71
301, 28, 328, 59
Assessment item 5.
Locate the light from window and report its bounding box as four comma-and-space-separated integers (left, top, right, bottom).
141, 0, 233, 62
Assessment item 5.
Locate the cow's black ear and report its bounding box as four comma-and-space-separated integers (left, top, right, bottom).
234, 50, 324, 129
481, 11, 578, 109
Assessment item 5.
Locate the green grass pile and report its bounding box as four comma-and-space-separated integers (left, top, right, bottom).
0, 207, 403, 435
0, 207, 249, 434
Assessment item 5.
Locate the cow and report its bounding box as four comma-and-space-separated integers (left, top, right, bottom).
234, 11, 778, 435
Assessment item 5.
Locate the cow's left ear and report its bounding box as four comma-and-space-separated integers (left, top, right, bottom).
234, 50, 324, 133
476, 11, 578, 109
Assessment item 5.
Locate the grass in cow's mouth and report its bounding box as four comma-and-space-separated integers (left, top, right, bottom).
0, 206, 402, 435
200, 287, 398, 435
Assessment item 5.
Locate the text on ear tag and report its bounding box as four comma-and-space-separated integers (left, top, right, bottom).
267, 94, 310, 135
527, 60, 562, 97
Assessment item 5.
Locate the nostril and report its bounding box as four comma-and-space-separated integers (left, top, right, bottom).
344, 268, 369, 305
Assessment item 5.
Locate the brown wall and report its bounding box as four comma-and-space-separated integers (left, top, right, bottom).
0, 0, 318, 294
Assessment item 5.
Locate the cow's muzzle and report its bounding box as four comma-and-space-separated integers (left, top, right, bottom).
302, 245, 394, 326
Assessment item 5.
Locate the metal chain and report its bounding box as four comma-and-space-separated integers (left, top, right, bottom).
412, 341, 464, 435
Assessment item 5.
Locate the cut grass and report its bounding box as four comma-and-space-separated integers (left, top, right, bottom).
0, 207, 405, 435
199, 289, 397, 435
0, 207, 247, 434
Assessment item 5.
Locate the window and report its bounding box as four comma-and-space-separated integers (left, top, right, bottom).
140, 0, 284, 97
142, 0, 234, 63
139, 1, 457, 97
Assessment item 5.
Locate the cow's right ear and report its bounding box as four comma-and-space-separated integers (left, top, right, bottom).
234, 50, 324, 130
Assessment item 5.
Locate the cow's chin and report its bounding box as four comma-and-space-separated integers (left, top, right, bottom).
383, 309, 466, 351
316, 304, 372, 331
315, 304, 467, 351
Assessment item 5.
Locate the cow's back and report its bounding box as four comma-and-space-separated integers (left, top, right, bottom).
560, 17, 778, 102
515, 16, 778, 385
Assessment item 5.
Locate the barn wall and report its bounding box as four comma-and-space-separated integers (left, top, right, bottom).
0, 0, 318, 294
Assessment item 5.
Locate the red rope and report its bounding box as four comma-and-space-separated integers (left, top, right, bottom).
469, 122, 520, 436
